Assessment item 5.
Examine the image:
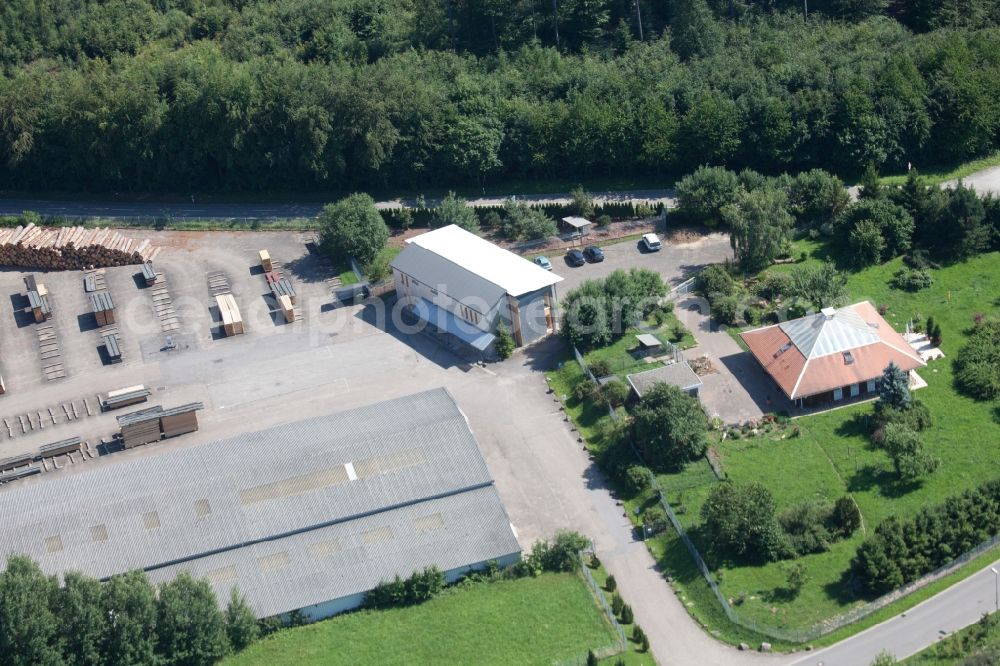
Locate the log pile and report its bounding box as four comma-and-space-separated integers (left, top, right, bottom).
0, 224, 158, 270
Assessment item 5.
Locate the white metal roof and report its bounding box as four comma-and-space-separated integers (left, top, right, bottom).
779, 304, 880, 359
561, 216, 592, 229
401, 225, 562, 297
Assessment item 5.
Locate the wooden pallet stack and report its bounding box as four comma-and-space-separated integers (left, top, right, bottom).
101, 385, 150, 411
215, 293, 244, 336
259, 249, 272, 272
141, 262, 157, 286
38, 437, 83, 460
0, 224, 157, 270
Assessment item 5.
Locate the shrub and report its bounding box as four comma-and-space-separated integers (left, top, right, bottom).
642, 505, 668, 534
605, 575, 617, 593
501, 201, 556, 241
712, 295, 739, 326
597, 214, 612, 227
675, 166, 740, 226
620, 603, 634, 624
783, 561, 808, 596
495, 322, 515, 360
632, 623, 647, 647
600, 380, 630, 407
431, 191, 480, 232
831, 496, 862, 537
524, 531, 590, 574
588, 358, 612, 378
778, 501, 835, 555
890, 267, 933, 292
621, 465, 651, 495
586, 650, 598, 666
611, 592, 624, 616
695, 264, 736, 301
881, 423, 939, 481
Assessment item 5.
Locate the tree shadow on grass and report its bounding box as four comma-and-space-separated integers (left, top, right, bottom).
822, 568, 866, 606
834, 411, 871, 439
847, 463, 925, 498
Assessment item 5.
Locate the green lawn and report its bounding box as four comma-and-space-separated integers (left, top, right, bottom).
666, 251, 1000, 637
583, 318, 695, 380
225, 573, 619, 666
879, 150, 1000, 186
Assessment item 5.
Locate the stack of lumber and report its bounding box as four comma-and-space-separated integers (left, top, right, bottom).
141, 262, 157, 286
0, 464, 40, 484
160, 403, 203, 439
90, 291, 115, 325
278, 294, 295, 322
117, 406, 164, 449
0, 453, 34, 472
215, 294, 244, 336
101, 385, 150, 411
25, 274, 52, 322
103, 332, 122, 363
38, 437, 82, 459
259, 249, 272, 272
270, 277, 296, 304
0, 224, 157, 270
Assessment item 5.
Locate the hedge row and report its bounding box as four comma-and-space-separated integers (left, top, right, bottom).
852, 478, 1000, 594
379, 200, 663, 230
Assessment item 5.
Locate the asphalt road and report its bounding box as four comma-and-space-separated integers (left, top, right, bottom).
791, 556, 1000, 665
0, 188, 676, 220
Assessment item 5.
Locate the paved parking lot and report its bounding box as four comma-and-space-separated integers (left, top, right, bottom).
549, 232, 731, 297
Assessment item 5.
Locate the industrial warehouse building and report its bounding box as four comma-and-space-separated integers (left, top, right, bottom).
391, 224, 563, 354
0, 389, 521, 622
740, 301, 926, 407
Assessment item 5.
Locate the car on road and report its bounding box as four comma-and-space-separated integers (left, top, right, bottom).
583, 246, 604, 262
641, 233, 662, 251
534, 256, 553, 271
565, 249, 586, 267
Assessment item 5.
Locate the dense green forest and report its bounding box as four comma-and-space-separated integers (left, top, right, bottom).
0, 0, 999, 193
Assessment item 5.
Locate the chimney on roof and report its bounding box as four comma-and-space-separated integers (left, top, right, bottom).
821, 307, 836, 320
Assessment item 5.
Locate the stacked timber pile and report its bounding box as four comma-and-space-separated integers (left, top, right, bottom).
160, 403, 203, 439
0, 224, 158, 270
216, 294, 244, 336
117, 406, 164, 449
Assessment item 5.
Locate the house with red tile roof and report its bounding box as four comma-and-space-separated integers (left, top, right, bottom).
740, 301, 926, 407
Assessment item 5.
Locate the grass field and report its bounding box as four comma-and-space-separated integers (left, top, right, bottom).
879, 151, 1000, 186
225, 573, 619, 666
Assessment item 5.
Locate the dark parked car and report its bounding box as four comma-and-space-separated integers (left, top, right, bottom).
583, 246, 605, 262
566, 248, 586, 267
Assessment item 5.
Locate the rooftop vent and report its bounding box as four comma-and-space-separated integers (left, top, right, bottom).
821, 307, 837, 320
773, 342, 793, 359
843, 351, 854, 365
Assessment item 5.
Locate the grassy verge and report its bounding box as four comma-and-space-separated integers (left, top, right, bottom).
879, 151, 1000, 186
224, 573, 618, 666
904, 611, 1000, 664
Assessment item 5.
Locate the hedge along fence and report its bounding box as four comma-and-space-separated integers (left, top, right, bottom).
379, 200, 665, 231
567, 345, 1000, 644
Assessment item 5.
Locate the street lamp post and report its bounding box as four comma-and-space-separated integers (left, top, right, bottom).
991, 567, 999, 612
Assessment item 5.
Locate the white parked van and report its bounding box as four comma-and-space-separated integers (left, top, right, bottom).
641, 233, 662, 251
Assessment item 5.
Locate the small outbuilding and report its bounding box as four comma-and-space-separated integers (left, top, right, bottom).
634, 333, 664, 358
561, 216, 592, 236
627, 362, 703, 399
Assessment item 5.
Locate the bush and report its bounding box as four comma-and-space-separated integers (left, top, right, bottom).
783, 561, 808, 596
432, 191, 480, 232
611, 592, 624, 616
597, 214, 612, 227
620, 603, 634, 624
700, 482, 783, 563
588, 358, 612, 378
365, 567, 446, 609
501, 200, 556, 241
523, 531, 590, 574
599, 380, 630, 407
605, 575, 617, 593
890, 267, 933, 292
495, 322, 515, 360
562, 269, 667, 349
712, 295, 740, 326
621, 465, 652, 495
695, 264, 736, 301
953, 318, 1000, 401
881, 423, 939, 481
632, 623, 648, 649
831, 496, 862, 537
642, 505, 668, 534
778, 501, 835, 556
632, 384, 708, 472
